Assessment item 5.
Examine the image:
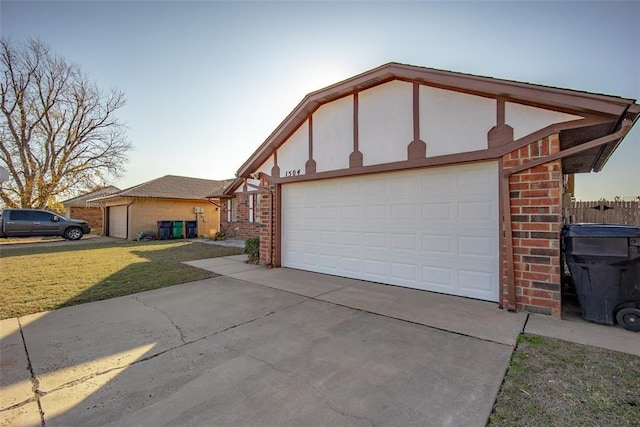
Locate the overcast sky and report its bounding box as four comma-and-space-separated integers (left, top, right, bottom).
2, 1, 638, 200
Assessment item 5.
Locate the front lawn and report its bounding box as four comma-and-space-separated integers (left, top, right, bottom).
489, 334, 640, 426
0, 240, 243, 319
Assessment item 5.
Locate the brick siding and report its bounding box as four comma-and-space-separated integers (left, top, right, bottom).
69, 207, 103, 232
102, 197, 220, 239
220, 193, 261, 241
503, 134, 563, 317
259, 185, 276, 265
129, 199, 219, 239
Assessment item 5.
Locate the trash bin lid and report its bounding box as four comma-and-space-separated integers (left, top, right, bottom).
563, 223, 640, 238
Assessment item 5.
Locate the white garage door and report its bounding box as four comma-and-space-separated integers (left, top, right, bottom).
282, 161, 500, 301
108, 205, 128, 239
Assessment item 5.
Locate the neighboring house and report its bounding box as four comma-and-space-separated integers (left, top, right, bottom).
90, 175, 226, 240
62, 186, 120, 232
221, 62, 640, 318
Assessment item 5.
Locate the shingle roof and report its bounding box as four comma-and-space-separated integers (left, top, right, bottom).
62, 186, 121, 206
91, 175, 227, 201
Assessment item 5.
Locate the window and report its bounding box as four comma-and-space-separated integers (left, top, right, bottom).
32, 211, 55, 222
227, 198, 238, 222
249, 193, 260, 223
9, 210, 30, 220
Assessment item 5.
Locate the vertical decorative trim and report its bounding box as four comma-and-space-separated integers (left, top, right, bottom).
305, 116, 316, 174
488, 97, 513, 148
413, 82, 420, 142
407, 83, 427, 160
497, 157, 505, 310
274, 183, 282, 267
349, 92, 363, 167
271, 150, 280, 178
497, 98, 505, 126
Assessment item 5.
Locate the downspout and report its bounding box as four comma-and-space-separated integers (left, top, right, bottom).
125, 199, 135, 240
247, 173, 275, 267
503, 118, 633, 311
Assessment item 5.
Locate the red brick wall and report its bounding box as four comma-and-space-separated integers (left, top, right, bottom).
503, 134, 563, 317
69, 207, 103, 232
220, 193, 261, 241
258, 184, 276, 265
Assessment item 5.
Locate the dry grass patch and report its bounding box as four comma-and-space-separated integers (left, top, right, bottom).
0, 240, 243, 319
489, 334, 640, 426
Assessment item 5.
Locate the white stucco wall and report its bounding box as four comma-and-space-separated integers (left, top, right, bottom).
233, 178, 261, 194
420, 86, 495, 156
277, 121, 309, 177
359, 81, 413, 166
506, 102, 582, 140
313, 95, 353, 172
256, 154, 275, 176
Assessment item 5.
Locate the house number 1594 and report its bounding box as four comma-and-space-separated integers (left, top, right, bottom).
285, 169, 301, 177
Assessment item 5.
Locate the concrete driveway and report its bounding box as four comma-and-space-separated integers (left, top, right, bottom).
2, 255, 530, 426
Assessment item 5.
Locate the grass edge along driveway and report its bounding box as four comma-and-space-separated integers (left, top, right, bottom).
0, 240, 243, 319
489, 333, 640, 426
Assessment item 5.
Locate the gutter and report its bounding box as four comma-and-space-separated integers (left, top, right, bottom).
502, 117, 633, 311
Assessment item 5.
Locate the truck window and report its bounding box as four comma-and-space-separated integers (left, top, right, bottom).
32, 211, 55, 221
9, 210, 30, 220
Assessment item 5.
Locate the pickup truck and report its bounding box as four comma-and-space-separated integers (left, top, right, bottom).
0, 209, 91, 240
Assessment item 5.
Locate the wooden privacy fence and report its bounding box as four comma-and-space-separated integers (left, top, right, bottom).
565, 200, 640, 225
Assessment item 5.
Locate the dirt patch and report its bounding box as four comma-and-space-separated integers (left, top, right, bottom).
489, 334, 640, 426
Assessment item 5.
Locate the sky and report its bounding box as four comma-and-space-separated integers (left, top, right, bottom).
1, 1, 638, 201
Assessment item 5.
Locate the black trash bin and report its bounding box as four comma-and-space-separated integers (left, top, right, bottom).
562, 224, 640, 331
171, 220, 184, 239
185, 220, 198, 238
157, 220, 171, 240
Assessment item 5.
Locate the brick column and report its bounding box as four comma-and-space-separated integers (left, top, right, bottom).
503, 135, 563, 317
259, 184, 276, 266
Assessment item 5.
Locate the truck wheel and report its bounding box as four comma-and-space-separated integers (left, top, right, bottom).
65, 227, 83, 241
616, 307, 640, 332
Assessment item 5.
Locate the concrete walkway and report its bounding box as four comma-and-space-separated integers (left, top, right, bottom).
2, 255, 638, 427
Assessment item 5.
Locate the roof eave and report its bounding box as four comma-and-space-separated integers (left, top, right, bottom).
236, 62, 636, 178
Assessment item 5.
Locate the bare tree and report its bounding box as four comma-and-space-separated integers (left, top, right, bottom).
0, 38, 132, 208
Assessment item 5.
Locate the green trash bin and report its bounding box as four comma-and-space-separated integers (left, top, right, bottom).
171, 220, 184, 239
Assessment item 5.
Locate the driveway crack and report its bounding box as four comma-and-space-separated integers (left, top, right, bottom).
243, 353, 376, 427
17, 317, 46, 426
131, 295, 187, 344
307, 380, 376, 427
36, 306, 292, 396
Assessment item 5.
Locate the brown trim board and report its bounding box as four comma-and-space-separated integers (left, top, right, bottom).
236, 63, 634, 178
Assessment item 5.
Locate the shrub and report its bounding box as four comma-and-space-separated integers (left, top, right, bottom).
244, 237, 260, 263
212, 230, 227, 241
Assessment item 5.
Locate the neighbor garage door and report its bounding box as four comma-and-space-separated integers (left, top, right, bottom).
282, 161, 500, 301
108, 205, 128, 239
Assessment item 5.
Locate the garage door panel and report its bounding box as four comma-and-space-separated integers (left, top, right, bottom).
422, 202, 453, 220
364, 259, 388, 278
341, 257, 362, 274
391, 233, 417, 250
458, 236, 496, 257
108, 206, 127, 239
282, 162, 499, 301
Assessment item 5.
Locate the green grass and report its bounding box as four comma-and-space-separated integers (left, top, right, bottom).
489, 333, 640, 426
0, 240, 243, 319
